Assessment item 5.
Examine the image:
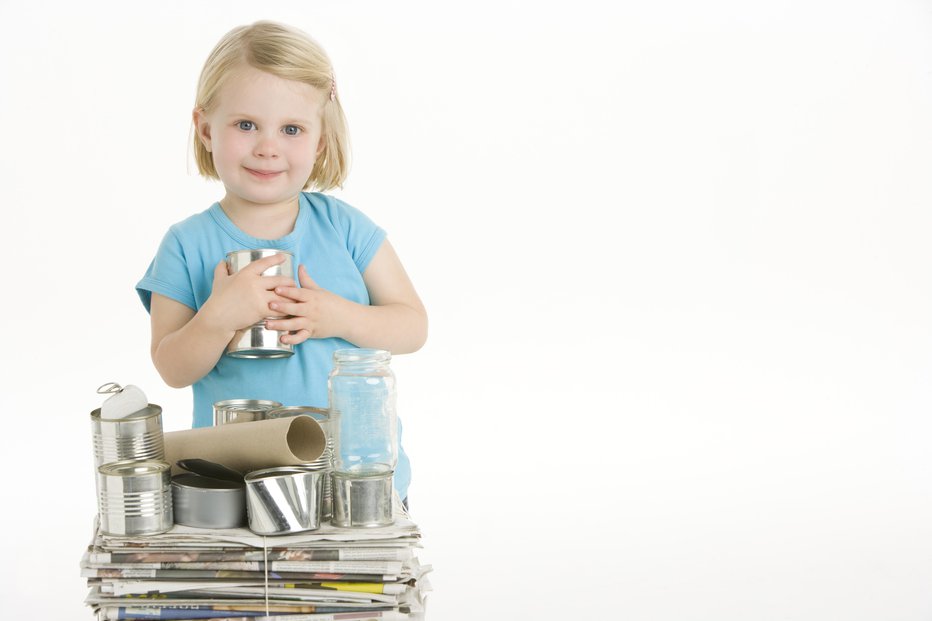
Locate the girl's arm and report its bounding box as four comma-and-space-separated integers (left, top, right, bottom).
150, 294, 232, 388
150, 254, 296, 388
269, 240, 428, 354
352, 239, 428, 353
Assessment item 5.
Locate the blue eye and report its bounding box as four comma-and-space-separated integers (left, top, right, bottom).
283, 125, 302, 136
237, 120, 256, 131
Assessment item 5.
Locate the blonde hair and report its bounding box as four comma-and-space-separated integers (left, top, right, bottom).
193, 21, 349, 190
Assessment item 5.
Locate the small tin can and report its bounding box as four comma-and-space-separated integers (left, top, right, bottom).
331, 470, 394, 528
97, 460, 173, 536
245, 466, 324, 535
226, 249, 294, 279
213, 399, 282, 426
90, 404, 165, 468
225, 249, 295, 359
172, 473, 246, 529
268, 406, 334, 520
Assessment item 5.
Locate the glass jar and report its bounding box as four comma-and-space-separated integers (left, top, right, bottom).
328, 348, 397, 476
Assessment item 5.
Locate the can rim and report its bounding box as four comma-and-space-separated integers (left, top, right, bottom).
98, 459, 170, 476
244, 466, 322, 482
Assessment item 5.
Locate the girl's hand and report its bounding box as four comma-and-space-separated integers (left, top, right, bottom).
266, 264, 348, 345
202, 254, 296, 333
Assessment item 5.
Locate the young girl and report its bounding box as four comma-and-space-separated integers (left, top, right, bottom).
135, 21, 427, 502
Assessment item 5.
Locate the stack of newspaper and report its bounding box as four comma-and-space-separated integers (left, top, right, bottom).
80, 504, 431, 621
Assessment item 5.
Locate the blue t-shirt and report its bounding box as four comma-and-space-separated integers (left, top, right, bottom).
136, 192, 411, 498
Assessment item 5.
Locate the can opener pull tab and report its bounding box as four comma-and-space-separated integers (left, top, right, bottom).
97, 382, 149, 420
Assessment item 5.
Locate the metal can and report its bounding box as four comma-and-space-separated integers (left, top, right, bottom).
225, 249, 295, 359
90, 404, 165, 468
267, 406, 334, 520
97, 460, 173, 536
213, 399, 282, 426
245, 466, 324, 535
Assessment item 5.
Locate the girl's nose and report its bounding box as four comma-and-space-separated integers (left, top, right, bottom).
253, 133, 280, 158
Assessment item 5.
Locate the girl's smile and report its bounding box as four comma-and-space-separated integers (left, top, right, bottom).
245, 167, 285, 179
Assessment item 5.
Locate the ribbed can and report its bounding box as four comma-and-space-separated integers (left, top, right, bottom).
268, 406, 333, 519
97, 460, 173, 536
90, 404, 165, 468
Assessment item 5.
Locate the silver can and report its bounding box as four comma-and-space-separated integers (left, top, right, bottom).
244, 466, 323, 535
268, 406, 333, 520
213, 399, 282, 426
225, 249, 295, 359
226, 248, 294, 279
331, 470, 394, 528
172, 473, 246, 529
97, 460, 173, 536
90, 404, 165, 468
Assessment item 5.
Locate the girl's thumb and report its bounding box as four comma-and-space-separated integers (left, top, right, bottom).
298, 264, 319, 289
213, 260, 230, 282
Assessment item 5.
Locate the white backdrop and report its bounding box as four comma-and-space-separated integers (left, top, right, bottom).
2, 1, 932, 619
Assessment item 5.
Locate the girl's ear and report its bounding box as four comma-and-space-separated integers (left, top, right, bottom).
316, 134, 326, 156
193, 107, 212, 152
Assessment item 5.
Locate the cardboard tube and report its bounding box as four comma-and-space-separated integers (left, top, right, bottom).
164, 416, 325, 476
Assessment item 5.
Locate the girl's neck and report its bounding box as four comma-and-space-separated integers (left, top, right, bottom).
219, 194, 300, 240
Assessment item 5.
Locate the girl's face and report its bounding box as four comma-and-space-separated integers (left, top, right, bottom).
195, 65, 325, 212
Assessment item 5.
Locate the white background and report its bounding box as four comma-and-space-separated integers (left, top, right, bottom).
1, 0, 932, 619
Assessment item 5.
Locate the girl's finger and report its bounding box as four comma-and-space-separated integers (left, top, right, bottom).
259, 275, 296, 291
265, 315, 303, 332
279, 329, 310, 345
273, 285, 307, 300
213, 260, 230, 281
298, 265, 320, 290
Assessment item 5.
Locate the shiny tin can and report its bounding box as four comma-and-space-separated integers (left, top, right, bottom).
97, 460, 173, 536
225, 249, 295, 359
331, 470, 394, 528
213, 399, 282, 426
244, 466, 323, 535
172, 473, 246, 529
267, 406, 333, 520
90, 404, 165, 468
226, 323, 293, 359
226, 248, 294, 279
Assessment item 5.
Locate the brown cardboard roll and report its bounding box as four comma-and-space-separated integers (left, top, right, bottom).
163, 416, 325, 476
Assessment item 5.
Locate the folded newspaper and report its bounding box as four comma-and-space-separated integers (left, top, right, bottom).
80, 503, 431, 621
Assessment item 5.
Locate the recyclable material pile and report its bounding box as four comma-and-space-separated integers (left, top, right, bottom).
80, 502, 430, 621
81, 379, 431, 620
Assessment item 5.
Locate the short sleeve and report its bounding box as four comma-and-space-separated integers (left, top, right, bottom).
321, 194, 386, 273
135, 227, 197, 313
